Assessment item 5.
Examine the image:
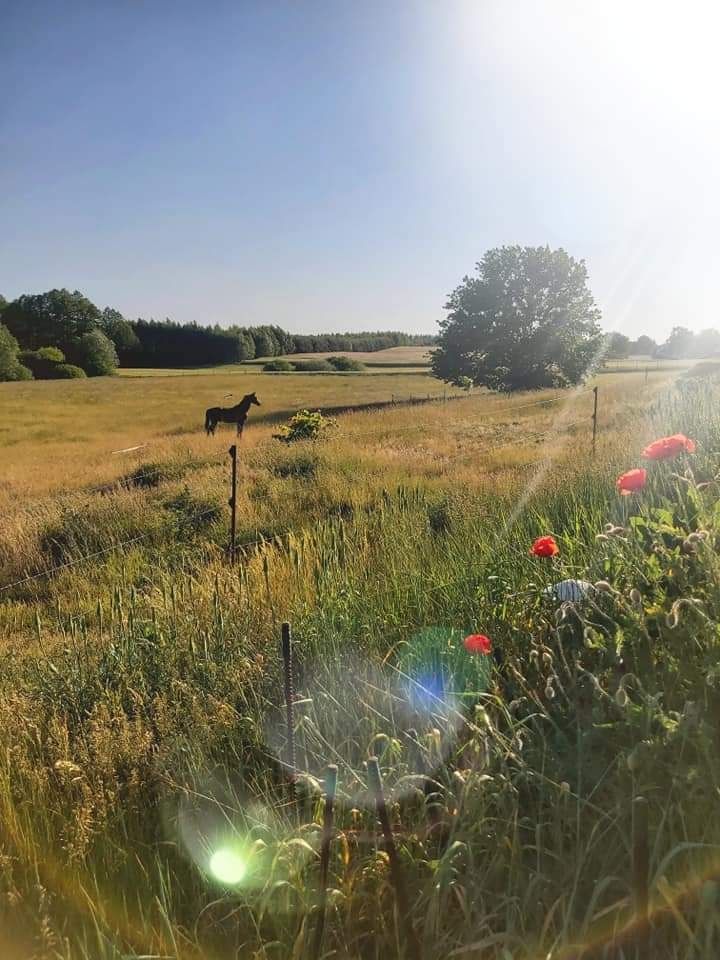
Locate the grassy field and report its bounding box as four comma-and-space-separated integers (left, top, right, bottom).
118, 346, 433, 377
1, 362, 719, 959
0, 370, 459, 503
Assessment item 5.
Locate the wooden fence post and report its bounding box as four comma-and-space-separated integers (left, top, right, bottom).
228, 444, 238, 562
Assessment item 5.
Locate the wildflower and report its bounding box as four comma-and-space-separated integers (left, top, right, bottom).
531, 535, 559, 558
642, 434, 696, 460
463, 633, 492, 655
616, 468, 647, 496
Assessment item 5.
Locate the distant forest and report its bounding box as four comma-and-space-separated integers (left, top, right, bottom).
0, 288, 435, 378
125, 319, 434, 368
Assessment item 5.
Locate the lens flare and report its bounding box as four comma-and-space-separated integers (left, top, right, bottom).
208, 848, 247, 886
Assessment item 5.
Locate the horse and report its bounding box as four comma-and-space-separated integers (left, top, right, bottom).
204, 393, 261, 436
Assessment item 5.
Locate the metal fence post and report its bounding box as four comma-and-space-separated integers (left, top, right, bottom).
281, 622, 297, 808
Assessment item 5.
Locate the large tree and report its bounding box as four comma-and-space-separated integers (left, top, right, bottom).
693, 328, 720, 357
431, 246, 603, 391
631, 334, 657, 356
605, 331, 631, 359
99, 307, 141, 357
659, 326, 695, 359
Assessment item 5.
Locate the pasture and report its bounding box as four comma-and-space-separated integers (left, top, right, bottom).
1, 361, 719, 960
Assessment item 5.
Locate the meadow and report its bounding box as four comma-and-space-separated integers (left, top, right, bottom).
1, 361, 719, 959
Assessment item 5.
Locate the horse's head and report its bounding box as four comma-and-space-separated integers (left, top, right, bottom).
247, 392, 261, 406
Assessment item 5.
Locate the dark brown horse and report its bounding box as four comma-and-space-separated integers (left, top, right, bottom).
205, 393, 261, 436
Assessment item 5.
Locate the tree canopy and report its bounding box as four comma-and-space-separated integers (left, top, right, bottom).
605, 331, 631, 359
1, 289, 119, 377
431, 246, 603, 391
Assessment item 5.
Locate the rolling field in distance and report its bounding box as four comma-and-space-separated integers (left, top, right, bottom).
117, 345, 433, 377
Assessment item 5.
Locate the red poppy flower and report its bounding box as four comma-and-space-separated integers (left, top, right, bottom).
642, 434, 696, 461
616, 468, 647, 496
464, 634, 492, 655
531, 535, 559, 558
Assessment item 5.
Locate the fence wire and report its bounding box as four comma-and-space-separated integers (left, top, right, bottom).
1, 388, 598, 596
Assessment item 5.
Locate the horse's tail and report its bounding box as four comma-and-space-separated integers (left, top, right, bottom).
204, 409, 212, 434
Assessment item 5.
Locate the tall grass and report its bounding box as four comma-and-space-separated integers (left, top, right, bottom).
1, 371, 719, 957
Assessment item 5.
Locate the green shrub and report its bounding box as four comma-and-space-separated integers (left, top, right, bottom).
0, 323, 33, 381
263, 359, 294, 372
71, 329, 119, 376
326, 355, 365, 371
5, 362, 33, 380
36, 346, 66, 363
20, 347, 85, 380
52, 363, 86, 379
277, 409, 336, 442
291, 359, 334, 372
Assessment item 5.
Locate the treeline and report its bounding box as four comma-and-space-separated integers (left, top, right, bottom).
606, 327, 720, 360
122, 319, 433, 367
0, 288, 434, 379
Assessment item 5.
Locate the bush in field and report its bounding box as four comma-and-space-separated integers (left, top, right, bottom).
71, 329, 118, 376
327, 355, 365, 371
0, 323, 33, 381
20, 346, 70, 379
277, 409, 336, 442
291, 359, 334, 372
53, 363, 87, 379
263, 359, 294, 372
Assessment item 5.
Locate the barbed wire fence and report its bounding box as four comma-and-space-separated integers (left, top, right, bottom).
0, 386, 603, 598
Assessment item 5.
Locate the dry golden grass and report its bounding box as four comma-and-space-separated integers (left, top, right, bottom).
0, 370, 455, 504
0, 368, 676, 511
0, 368, 678, 599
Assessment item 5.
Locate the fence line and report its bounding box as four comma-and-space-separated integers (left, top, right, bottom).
8, 387, 592, 517
0, 398, 598, 597
0, 504, 228, 595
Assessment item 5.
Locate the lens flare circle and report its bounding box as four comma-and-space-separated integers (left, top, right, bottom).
209, 847, 247, 886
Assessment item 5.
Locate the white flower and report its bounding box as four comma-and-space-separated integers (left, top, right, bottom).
543, 579, 593, 602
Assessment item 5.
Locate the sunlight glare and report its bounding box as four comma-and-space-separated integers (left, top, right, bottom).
209, 848, 247, 886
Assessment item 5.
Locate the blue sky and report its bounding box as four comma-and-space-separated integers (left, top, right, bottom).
2, 1, 718, 340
